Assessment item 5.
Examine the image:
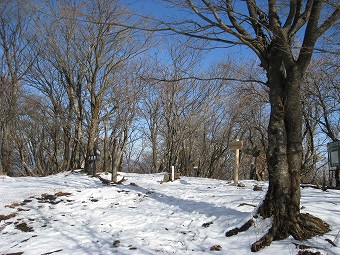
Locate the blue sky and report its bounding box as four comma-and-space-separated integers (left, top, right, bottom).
123, 0, 258, 68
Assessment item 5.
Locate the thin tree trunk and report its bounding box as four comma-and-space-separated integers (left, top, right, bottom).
111, 138, 119, 182
62, 129, 71, 171
73, 90, 84, 169
1, 123, 12, 175
111, 128, 129, 182
71, 119, 83, 169
103, 121, 109, 173
151, 132, 158, 173
85, 124, 98, 174
85, 101, 100, 173
0, 156, 3, 175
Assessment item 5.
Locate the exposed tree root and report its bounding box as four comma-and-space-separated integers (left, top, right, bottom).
97, 176, 111, 184
251, 231, 274, 252
290, 213, 330, 240
115, 177, 127, 184
238, 203, 257, 208
97, 175, 127, 185
250, 213, 330, 252
225, 219, 254, 237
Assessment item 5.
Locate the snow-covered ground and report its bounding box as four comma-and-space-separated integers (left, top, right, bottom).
0, 172, 339, 255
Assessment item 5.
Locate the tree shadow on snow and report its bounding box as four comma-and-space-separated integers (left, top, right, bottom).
124, 184, 248, 219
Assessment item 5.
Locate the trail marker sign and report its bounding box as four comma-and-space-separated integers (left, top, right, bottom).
229, 140, 243, 150
327, 141, 340, 168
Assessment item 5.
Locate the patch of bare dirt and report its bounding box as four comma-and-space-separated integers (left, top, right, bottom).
15, 222, 34, 232
0, 213, 17, 221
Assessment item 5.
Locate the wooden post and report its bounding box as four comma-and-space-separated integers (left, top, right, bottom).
229, 139, 243, 185
336, 166, 340, 187
171, 165, 175, 182
234, 146, 240, 185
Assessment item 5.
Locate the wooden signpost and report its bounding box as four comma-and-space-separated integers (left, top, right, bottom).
229, 139, 243, 185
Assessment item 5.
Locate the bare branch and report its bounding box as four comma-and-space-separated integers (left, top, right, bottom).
141, 75, 267, 86
283, 0, 298, 29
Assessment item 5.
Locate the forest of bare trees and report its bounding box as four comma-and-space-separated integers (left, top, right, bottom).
0, 0, 339, 251
149, 0, 339, 250
0, 0, 338, 185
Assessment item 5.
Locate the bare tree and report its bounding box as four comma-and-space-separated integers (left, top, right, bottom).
142, 0, 340, 251
106, 64, 143, 182
30, 0, 89, 171
76, 0, 152, 176
27, 0, 152, 177
0, 1, 34, 175
302, 56, 340, 186
15, 92, 58, 176
305, 56, 340, 141
139, 39, 216, 175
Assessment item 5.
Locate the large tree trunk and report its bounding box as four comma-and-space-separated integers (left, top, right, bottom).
251, 57, 330, 251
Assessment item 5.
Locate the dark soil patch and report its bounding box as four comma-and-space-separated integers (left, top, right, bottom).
113, 240, 121, 247
36, 192, 72, 204
55, 191, 72, 197
297, 251, 321, 255
15, 222, 34, 232
202, 221, 213, 228
36, 194, 59, 204
0, 213, 17, 221
253, 185, 263, 191
17, 207, 30, 212
41, 194, 57, 200
36, 194, 56, 202
5, 202, 21, 209
22, 199, 32, 205
210, 244, 222, 251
